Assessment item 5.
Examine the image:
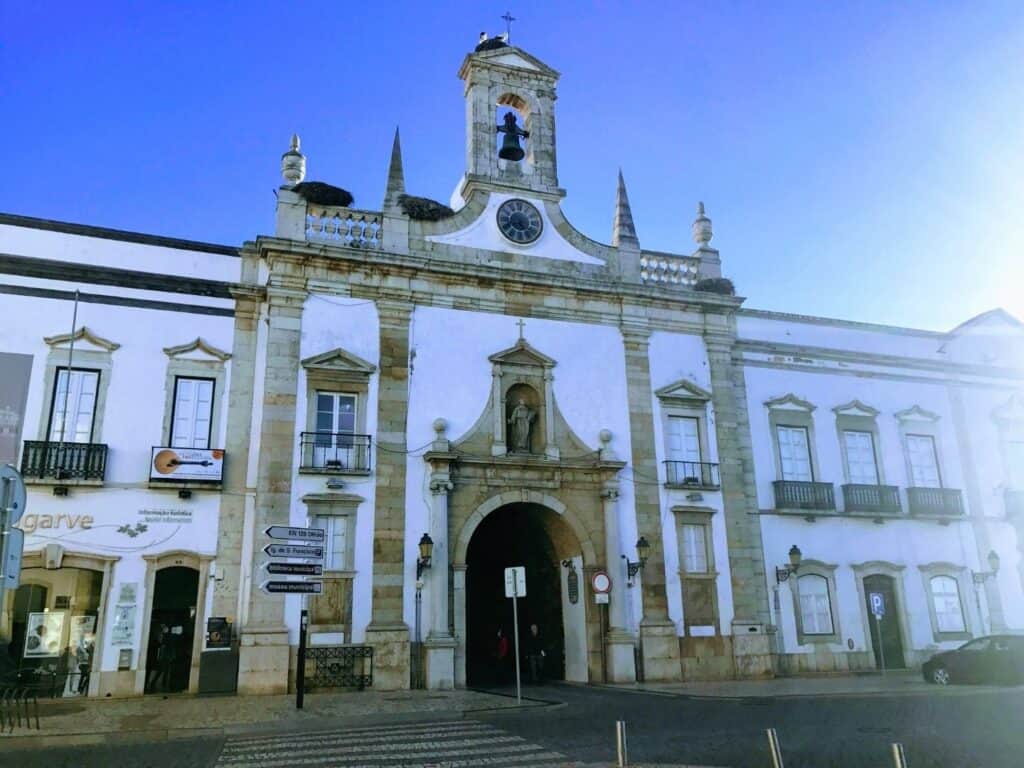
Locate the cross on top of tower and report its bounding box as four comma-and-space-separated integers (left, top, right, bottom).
501, 11, 516, 41
516, 318, 526, 341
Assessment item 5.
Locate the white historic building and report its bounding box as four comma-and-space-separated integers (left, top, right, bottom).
1, 38, 1022, 696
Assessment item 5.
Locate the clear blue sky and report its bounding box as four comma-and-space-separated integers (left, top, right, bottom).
2, 2, 1021, 331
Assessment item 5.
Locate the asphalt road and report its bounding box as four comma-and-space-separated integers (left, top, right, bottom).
8, 683, 1024, 767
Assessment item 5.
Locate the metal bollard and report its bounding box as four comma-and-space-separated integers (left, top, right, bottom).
766, 728, 785, 768
616, 719, 628, 767
891, 743, 908, 767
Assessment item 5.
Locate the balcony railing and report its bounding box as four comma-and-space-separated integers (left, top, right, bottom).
299, 432, 372, 473
773, 480, 835, 511
663, 461, 720, 489
907, 487, 964, 517
842, 484, 902, 515
1005, 489, 1024, 518
21, 441, 108, 481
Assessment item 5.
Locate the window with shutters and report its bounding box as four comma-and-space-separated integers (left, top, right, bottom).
48, 368, 100, 443
170, 377, 215, 449
930, 575, 966, 633
667, 416, 701, 463
789, 562, 841, 644
907, 434, 942, 488
680, 523, 709, 574
317, 514, 351, 571
777, 425, 813, 481
797, 575, 834, 635
843, 430, 879, 485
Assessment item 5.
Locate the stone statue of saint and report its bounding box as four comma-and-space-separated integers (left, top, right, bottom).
508, 398, 536, 452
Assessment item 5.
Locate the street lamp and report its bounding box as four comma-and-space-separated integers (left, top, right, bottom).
622, 536, 651, 579
416, 533, 434, 579
973, 549, 1000, 584
775, 544, 802, 583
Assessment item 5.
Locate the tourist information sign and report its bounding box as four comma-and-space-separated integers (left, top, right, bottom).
266, 562, 323, 576
263, 543, 324, 560
265, 526, 325, 542
261, 580, 323, 595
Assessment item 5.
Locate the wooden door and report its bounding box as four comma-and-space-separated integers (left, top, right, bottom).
863, 574, 906, 669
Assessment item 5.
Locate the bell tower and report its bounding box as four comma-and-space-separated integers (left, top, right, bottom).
457, 37, 563, 198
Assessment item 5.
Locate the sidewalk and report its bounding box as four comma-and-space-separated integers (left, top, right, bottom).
0, 687, 551, 748
604, 670, 996, 699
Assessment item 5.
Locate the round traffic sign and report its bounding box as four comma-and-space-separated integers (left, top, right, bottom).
0, 464, 26, 526
592, 570, 612, 594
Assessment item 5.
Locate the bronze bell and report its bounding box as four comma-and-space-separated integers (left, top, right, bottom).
497, 112, 529, 161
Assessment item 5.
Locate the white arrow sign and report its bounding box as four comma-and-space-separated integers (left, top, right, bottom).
265, 526, 325, 542
263, 543, 324, 560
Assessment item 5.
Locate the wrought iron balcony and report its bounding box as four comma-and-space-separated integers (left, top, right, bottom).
21, 441, 108, 481
842, 484, 902, 515
663, 460, 720, 489
299, 432, 372, 473
773, 480, 836, 511
907, 487, 964, 517
1005, 489, 1024, 518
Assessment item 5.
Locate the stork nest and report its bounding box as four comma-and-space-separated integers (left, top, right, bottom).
292, 181, 354, 208
475, 37, 510, 52
693, 277, 736, 295
398, 194, 456, 221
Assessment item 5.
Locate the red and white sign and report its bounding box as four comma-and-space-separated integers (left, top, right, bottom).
592, 570, 612, 594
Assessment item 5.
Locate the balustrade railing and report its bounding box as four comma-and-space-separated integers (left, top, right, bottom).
773, 480, 836, 511
907, 487, 964, 517
306, 207, 382, 248
663, 461, 720, 488
639, 252, 700, 287
842, 484, 902, 515
21, 441, 107, 481
299, 432, 372, 472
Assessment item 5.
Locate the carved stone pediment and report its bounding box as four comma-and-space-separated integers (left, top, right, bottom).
895, 405, 939, 423
163, 337, 231, 362
44, 326, 120, 353
302, 347, 376, 375
488, 339, 556, 369
655, 378, 712, 406
832, 399, 879, 418
764, 393, 815, 412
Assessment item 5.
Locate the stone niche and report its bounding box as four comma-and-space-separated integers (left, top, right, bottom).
487, 338, 560, 459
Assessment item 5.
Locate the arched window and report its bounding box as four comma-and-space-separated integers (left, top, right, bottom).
797, 574, 834, 635
930, 575, 965, 633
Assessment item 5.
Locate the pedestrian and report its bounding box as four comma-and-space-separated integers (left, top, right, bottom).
494, 627, 510, 684
147, 625, 176, 693
525, 623, 545, 684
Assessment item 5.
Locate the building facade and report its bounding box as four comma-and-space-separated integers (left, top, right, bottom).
2, 39, 1022, 696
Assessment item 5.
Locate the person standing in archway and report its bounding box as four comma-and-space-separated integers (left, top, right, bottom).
525, 623, 546, 684
494, 627, 510, 684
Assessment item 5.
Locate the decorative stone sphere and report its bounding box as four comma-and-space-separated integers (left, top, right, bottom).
432, 417, 448, 435
281, 134, 306, 186
692, 201, 713, 246
598, 428, 612, 445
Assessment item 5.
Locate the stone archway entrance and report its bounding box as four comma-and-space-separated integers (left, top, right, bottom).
460, 501, 590, 687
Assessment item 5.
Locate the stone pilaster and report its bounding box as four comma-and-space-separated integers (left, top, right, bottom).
211, 288, 260, 623
238, 281, 306, 695
704, 330, 773, 677
365, 299, 413, 689
620, 323, 681, 681
601, 481, 637, 682
947, 381, 1006, 631
423, 419, 457, 689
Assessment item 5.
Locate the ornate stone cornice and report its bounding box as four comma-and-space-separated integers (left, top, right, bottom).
44, 326, 120, 352
163, 337, 231, 362
832, 399, 879, 417
894, 405, 940, 423
764, 393, 816, 412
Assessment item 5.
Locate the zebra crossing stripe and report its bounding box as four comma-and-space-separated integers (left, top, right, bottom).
220, 721, 491, 751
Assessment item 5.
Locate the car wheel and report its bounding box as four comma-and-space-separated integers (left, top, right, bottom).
931, 666, 951, 686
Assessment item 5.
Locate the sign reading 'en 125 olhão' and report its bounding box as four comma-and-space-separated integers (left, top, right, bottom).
150, 447, 224, 482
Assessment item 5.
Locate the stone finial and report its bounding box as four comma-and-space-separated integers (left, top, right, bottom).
432, 417, 448, 436
384, 127, 405, 210
598, 428, 612, 447
692, 201, 713, 246
612, 169, 639, 248
281, 134, 306, 186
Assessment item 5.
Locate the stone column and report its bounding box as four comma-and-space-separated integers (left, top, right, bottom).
238, 282, 306, 695
424, 474, 456, 688
452, 564, 468, 687
365, 299, 413, 689
947, 381, 1006, 630
704, 330, 774, 677
620, 324, 681, 681
602, 481, 637, 682
211, 287, 260, 623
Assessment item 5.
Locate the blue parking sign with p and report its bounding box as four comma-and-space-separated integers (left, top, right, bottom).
869, 592, 885, 619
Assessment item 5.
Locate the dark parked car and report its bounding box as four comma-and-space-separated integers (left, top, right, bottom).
923, 635, 1024, 685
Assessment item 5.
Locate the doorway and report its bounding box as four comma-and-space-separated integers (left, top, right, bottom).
863, 574, 906, 669
465, 503, 571, 687
144, 566, 199, 694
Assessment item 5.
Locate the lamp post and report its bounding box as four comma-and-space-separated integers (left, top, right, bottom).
413, 533, 433, 689
622, 536, 651, 583
775, 545, 802, 584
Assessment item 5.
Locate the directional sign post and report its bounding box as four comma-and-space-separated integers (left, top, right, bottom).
504, 566, 526, 704
261, 580, 323, 595
265, 526, 325, 542
263, 543, 324, 561
266, 562, 323, 577
0, 465, 27, 609
869, 591, 887, 676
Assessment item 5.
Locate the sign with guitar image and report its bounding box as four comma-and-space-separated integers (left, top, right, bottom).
150, 447, 224, 482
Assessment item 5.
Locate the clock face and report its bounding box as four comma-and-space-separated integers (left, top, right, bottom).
496, 199, 543, 244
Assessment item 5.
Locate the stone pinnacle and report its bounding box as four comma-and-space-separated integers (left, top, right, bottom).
612, 169, 639, 248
